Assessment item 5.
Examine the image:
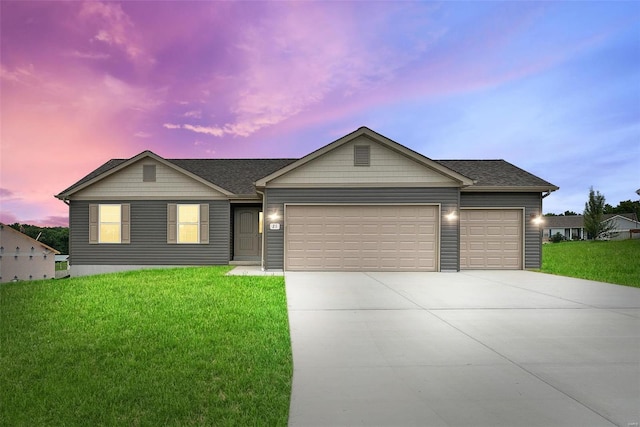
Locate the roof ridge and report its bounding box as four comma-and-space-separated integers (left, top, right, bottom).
169, 158, 298, 161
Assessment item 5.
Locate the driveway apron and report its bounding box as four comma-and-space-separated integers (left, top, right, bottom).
285, 271, 640, 427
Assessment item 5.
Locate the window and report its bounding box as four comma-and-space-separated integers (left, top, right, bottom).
89, 204, 130, 244
178, 204, 199, 243
100, 205, 121, 243
143, 165, 156, 182
354, 145, 370, 166
167, 204, 209, 244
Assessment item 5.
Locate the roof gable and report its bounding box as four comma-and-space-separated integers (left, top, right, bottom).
56, 151, 234, 199
607, 214, 640, 227
256, 127, 475, 188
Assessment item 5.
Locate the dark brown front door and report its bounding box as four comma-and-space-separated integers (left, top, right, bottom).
234, 208, 261, 260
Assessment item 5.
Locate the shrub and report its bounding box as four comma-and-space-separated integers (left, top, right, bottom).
550, 232, 565, 243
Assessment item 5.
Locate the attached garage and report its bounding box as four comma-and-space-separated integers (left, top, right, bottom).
285, 205, 438, 271
460, 209, 523, 270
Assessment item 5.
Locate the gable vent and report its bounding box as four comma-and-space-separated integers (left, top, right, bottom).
354, 145, 370, 167
143, 164, 156, 182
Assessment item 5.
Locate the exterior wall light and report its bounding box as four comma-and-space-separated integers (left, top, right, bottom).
531, 214, 544, 226
268, 211, 280, 222
446, 210, 457, 221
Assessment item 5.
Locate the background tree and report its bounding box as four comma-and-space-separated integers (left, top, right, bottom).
583, 187, 614, 240
544, 210, 579, 216
603, 200, 640, 215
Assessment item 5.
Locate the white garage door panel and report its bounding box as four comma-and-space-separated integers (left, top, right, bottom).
460, 209, 523, 270
285, 205, 438, 271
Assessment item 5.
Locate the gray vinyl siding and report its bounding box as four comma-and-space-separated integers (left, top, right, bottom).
264, 187, 459, 271
460, 192, 543, 269
69, 200, 230, 266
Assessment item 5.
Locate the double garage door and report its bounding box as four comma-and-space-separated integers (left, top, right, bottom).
284, 205, 523, 271
285, 205, 438, 271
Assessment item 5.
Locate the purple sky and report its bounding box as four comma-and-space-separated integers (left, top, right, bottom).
1, 1, 638, 226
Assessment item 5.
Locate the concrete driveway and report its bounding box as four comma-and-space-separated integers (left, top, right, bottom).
285, 271, 640, 427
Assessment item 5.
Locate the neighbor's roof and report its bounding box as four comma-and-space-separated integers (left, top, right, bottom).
0, 223, 61, 254
436, 160, 558, 191
543, 215, 585, 228
58, 155, 557, 197
544, 213, 638, 228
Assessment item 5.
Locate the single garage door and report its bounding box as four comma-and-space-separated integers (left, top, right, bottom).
460, 209, 523, 269
285, 205, 438, 271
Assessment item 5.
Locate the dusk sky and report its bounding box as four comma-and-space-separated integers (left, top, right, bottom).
1, 1, 638, 227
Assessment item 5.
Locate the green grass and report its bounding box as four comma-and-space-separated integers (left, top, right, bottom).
55, 261, 68, 271
0, 267, 292, 426
541, 239, 640, 288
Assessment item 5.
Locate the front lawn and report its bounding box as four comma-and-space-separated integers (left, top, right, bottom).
541, 239, 640, 288
0, 267, 292, 426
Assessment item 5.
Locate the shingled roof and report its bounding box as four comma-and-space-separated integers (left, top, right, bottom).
58, 154, 556, 197
168, 159, 297, 194
57, 157, 298, 196
544, 213, 638, 228
436, 160, 557, 189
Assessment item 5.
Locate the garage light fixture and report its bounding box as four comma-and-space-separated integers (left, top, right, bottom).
531, 214, 544, 226
445, 210, 457, 221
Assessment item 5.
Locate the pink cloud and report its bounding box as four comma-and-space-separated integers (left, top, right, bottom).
182, 124, 224, 137
1, 57, 163, 226
167, 2, 444, 139
63, 50, 111, 60
78, 1, 154, 67
0, 211, 68, 227
183, 110, 202, 119
0, 188, 15, 198
0, 211, 20, 225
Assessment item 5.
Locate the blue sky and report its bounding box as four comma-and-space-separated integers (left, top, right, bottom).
1, 1, 638, 225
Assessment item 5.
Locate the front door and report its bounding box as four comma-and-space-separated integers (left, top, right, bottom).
234, 208, 261, 260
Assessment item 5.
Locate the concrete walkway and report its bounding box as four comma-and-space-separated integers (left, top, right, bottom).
285, 271, 640, 426
225, 265, 284, 276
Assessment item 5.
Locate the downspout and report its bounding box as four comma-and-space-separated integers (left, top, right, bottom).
61, 197, 71, 267
256, 189, 266, 271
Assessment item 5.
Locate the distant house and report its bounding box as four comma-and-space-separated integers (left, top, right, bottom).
0, 223, 60, 283
543, 213, 640, 241
55, 127, 559, 276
